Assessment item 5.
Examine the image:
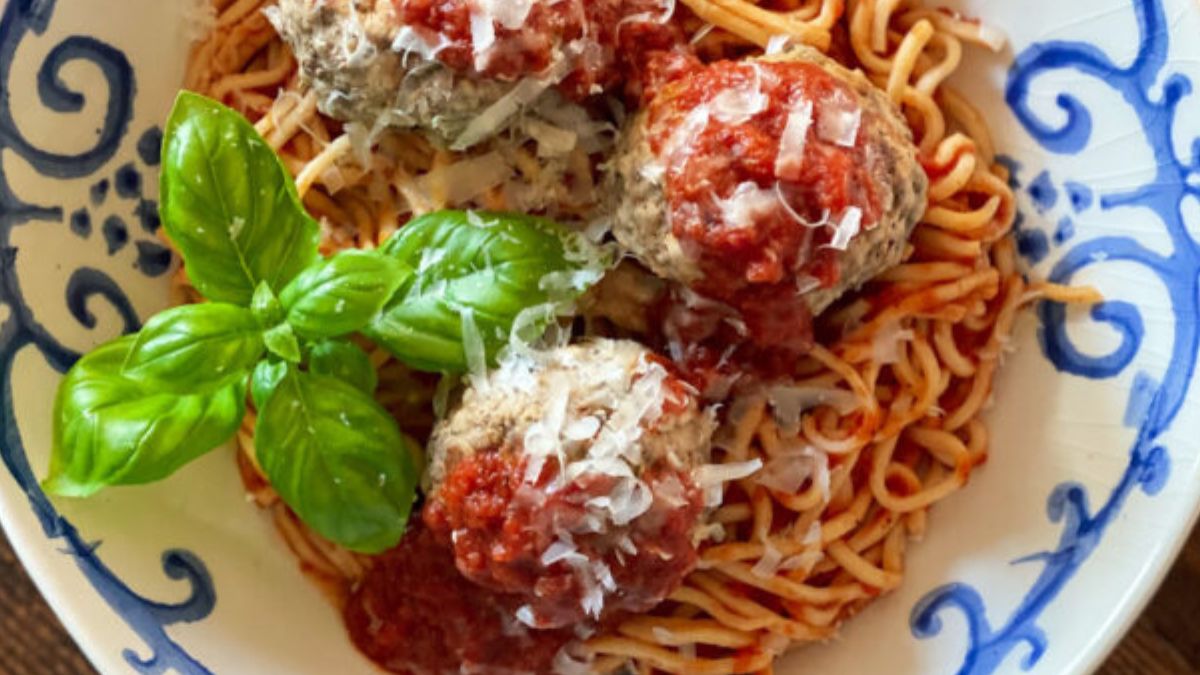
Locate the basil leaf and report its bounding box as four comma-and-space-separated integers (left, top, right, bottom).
264, 323, 302, 363
121, 303, 263, 393
280, 250, 411, 339
251, 281, 283, 327
251, 359, 288, 410
255, 367, 418, 553
44, 335, 246, 498
365, 210, 607, 372
160, 92, 320, 305
308, 340, 378, 394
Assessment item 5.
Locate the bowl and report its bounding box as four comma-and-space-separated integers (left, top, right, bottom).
2, 0, 1199, 673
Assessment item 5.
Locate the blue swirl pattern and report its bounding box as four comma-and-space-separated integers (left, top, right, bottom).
0, 1, 213, 673
911, 0, 1197, 672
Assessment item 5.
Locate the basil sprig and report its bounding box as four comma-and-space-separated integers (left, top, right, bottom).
281, 249, 410, 339
366, 210, 608, 372
160, 91, 320, 305
44, 92, 607, 553
256, 367, 418, 553
44, 336, 247, 498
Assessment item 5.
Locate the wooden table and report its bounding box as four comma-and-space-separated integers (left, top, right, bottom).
2, 526, 1197, 674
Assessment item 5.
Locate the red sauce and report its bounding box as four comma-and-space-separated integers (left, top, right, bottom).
646, 59, 884, 353
394, 0, 684, 100
424, 452, 704, 628
344, 522, 573, 675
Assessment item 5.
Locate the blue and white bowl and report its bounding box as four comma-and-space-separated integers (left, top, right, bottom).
1, 0, 1199, 673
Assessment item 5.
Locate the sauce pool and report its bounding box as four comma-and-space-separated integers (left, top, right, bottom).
344, 522, 574, 674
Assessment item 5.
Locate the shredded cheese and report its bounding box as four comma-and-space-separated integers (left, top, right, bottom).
826, 207, 864, 251
775, 100, 813, 181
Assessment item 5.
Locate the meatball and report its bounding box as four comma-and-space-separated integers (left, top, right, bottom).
608, 46, 928, 353
269, 0, 682, 148
423, 339, 716, 628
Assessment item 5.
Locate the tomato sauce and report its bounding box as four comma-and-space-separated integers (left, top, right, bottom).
344, 522, 573, 675
645, 59, 883, 353
424, 451, 704, 628
394, 0, 684, 100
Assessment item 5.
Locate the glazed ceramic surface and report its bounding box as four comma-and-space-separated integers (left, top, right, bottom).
2, 1, 1199, 673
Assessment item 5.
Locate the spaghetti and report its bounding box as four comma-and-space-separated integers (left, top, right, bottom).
181, 0, 1099, 672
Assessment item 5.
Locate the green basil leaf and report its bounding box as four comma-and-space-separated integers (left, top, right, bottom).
255, 367, 418, 553
308, 340, 378, 394
160, 91, 320, 305
251, 281, 284, 327
43, 335, 246, 498
364, 210, 608, 372
280, 250, 411, 339
121, 303, 263, 393
251, 359, 288, 410
264, 323, 302, 363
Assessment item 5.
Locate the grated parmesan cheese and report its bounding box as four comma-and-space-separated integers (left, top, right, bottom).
716, 182, 781, 230
694, 459, 762, 507
710, 66, 768, 125
816, 90, 861, 148
826, 206, 863, 251
751, 538, 785, 578
765, 35, 792, 55
757, 452, 815, 494
775, 100, 813, 181
767, 384, 859, 431
391, 26, 451, 64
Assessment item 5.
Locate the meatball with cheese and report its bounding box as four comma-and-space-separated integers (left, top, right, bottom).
270, 0, 681, 148
423, 339, 716, 629
608, 46, 928, 354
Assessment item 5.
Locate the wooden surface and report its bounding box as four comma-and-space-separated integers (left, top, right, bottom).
1, 525, 1197, 674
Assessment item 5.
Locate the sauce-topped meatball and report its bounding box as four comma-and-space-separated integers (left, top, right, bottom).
397, 0, 680, 99
608, 46, 928, 355
423, 339, 715, 629
270, 0, 681, 147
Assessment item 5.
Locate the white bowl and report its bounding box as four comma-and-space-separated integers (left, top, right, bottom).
2, 0, 1199, 673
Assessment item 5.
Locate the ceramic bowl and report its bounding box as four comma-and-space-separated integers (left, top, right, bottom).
2, 0, 1199, 673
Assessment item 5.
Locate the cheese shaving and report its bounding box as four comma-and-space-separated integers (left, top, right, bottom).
710, 67, 768, 125
416, 152, 510, 203
391, 26, 451, 64
765, 35, 792, 55
452, 74, 559, 150
817, 106, 861, 148
766, 385, 859, 431
469, 10, 497, 70
515, 605, 538, 627
813, 450, 830, 503
751, 538, 784, 578
694, 459, 762, 507
461, 309, 488, 390
476, 0, 536, 29
541, 537, 588, 566
826, 206, 863, 251
873, 322, 915, 364
757, 453, 815, 494
523, 118, 578, 157
776, 100, 813, 181
716, 182, 780, 230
